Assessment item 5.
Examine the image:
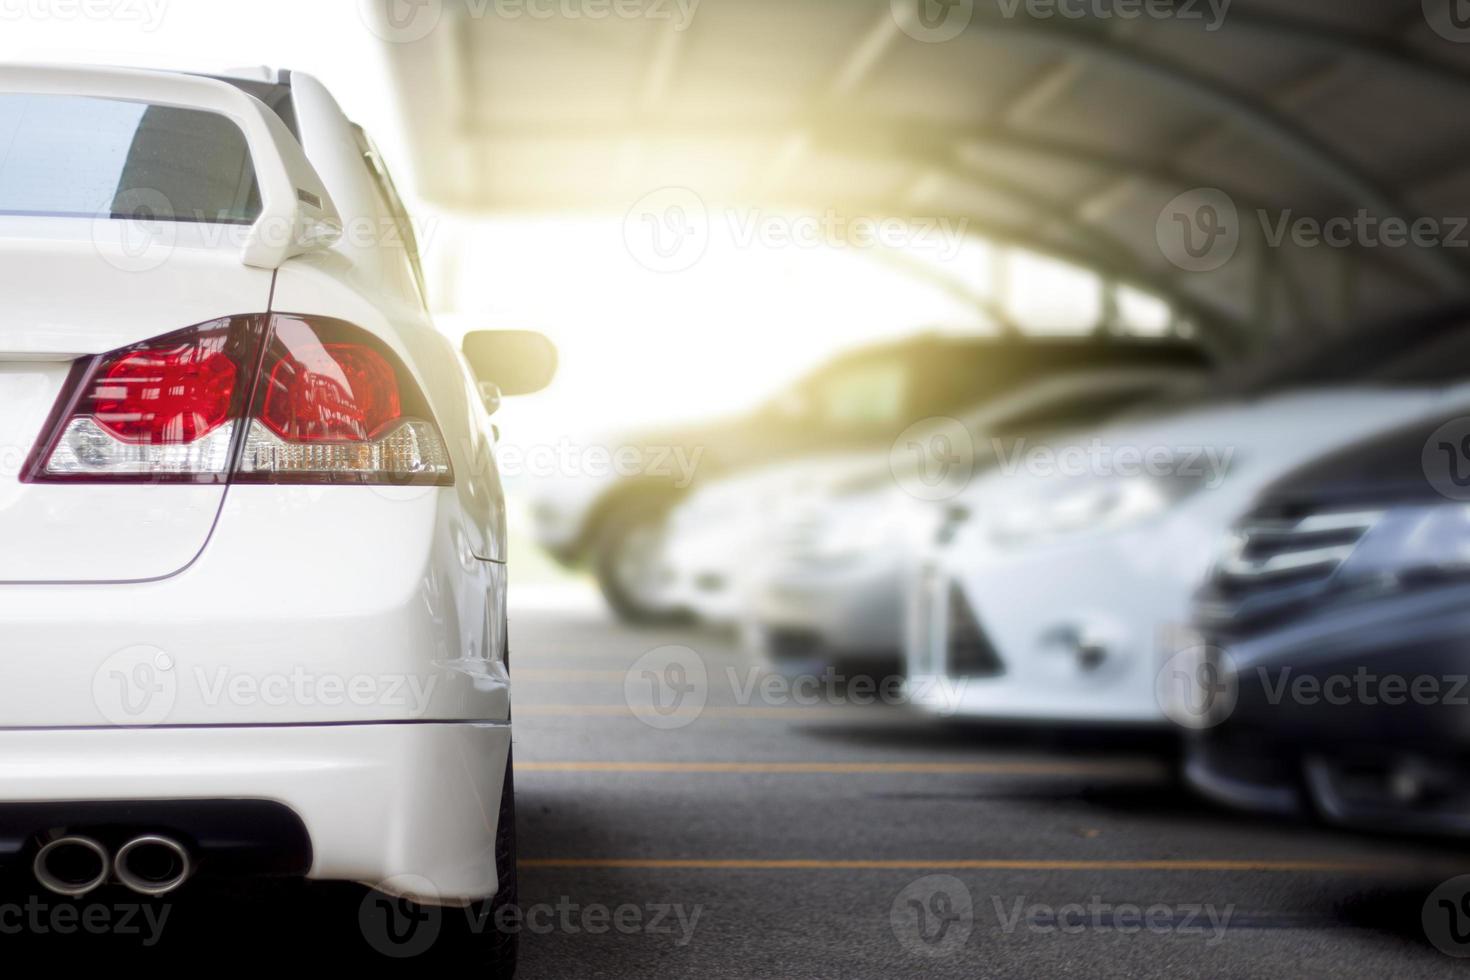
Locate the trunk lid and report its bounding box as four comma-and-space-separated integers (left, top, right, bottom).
0, 218, 275, 581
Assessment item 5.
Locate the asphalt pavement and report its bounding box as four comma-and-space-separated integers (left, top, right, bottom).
508, 588, 1470, 979
7, 585, 1470, 975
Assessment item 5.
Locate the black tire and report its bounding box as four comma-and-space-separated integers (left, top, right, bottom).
478, 750, 519, 976
592, 496, 680, 624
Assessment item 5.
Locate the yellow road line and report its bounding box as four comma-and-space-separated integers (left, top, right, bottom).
516, 761, 1164, 777
518, 858, 1411, 873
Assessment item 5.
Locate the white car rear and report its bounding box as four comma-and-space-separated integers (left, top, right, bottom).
0, 64, 550, 965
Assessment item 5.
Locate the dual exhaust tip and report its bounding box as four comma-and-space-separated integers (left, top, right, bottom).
33, 834, 192, 898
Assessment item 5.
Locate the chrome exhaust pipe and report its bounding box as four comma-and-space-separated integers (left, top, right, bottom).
114, 835, 192, 897
33, 836, 110, 897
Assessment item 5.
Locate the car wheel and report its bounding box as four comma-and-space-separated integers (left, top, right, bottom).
479, 751, 520, 975
593, 497, 679, 624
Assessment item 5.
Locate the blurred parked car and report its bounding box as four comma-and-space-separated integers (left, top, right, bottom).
729, 363, 1207, 680
904, 307, 1470, 726
1180, 411, 1470, 835
531, 331, 1211, 622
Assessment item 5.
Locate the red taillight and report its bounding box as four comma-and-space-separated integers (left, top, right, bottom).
259, 342, 402, 442
93, 346, 239, 444
23, 315, 452, 486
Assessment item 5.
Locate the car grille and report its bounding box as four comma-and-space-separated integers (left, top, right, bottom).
1198, 509, 1381, 630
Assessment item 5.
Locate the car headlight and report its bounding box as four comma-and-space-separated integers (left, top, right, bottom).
1337, 503, 1470, 588
986, 473, 1203, 550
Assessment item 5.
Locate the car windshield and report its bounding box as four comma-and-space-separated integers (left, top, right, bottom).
0, 93, 261, 224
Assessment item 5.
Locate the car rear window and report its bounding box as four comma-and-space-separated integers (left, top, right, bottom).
0, 93, 261, 224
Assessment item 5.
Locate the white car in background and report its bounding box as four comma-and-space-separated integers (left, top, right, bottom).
0, 64, 552, 969
737, 366, 1198, 678
905, 311, 1470, 725
654, 339, 1213, 632
529, 332, 1212, 623
658, 451, 880, 623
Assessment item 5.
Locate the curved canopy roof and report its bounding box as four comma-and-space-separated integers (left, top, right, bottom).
378, 0, 1470, 350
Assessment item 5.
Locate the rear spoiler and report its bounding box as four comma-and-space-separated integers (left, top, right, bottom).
0, 63, 342, 269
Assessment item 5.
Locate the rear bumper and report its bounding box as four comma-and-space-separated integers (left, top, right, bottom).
0, 722, 511, 904
0, 486, 509, 728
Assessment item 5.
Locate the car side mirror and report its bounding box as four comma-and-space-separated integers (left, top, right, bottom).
462, 331, 558, 402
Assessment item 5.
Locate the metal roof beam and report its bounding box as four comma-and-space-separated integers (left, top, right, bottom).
955, 12, 1470, 290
